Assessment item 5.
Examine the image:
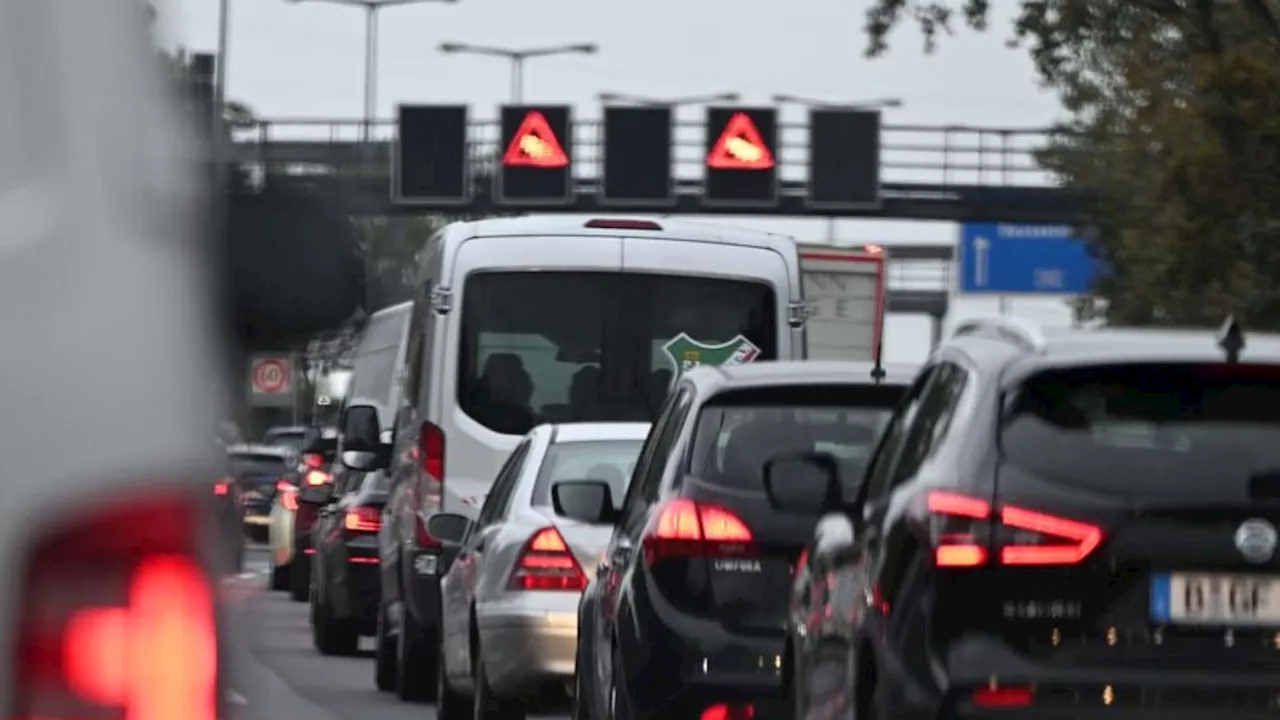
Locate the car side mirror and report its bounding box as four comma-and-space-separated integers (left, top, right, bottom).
812, 513, 858, 567
340, 404, 381, 452
426, 513, 473, 546
762, 451, 843, 515
552, 480, 619, 525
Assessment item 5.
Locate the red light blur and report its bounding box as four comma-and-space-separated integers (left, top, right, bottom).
700, 702, 755, 720
344, 506, 381, 533
972, 686, 1033, 708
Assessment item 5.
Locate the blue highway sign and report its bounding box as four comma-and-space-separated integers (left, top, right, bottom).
958, 222, 1101, 295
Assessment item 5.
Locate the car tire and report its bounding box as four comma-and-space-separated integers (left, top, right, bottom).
313, 590, 359, 656
395, 606, 439, 702
269, 560, 290, 591
289, 556, 309, 602
473, 639, 525, 720
435, 629, 468, 720
374, 602, 397, 692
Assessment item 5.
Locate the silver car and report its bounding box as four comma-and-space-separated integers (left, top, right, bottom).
430, 422, 649, 719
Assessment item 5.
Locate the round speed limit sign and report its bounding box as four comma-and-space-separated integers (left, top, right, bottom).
252, 358, 291, 394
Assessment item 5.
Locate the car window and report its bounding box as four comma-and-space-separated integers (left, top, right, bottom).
619, 387, 691, 530
687, 383, 905, 493
890, 363, 969, 484
531, 439, 644, 509
861, 368, 937, 503
1002, 363, 1280, 495
476, 440, 531, 527
456, 272, 776, 436
228, 453, 290, 477
263, 430, 306, 452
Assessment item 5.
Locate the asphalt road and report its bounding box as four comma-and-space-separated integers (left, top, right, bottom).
223, 544, 569, 720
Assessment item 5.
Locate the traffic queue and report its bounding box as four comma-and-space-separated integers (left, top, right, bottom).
242, 214, 1280, 720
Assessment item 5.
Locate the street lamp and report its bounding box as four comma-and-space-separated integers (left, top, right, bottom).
437, 42, 599, 102
771, 93, 903, 109
285, 0, 458, 142
597, 91, 741, 107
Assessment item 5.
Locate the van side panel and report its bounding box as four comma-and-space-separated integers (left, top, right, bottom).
620, 236, 800, 360
436, 234, 625, 518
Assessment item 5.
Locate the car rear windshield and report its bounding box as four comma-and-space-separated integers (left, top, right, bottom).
532, 439, 645, 509
688, 384, 904, 491
1002, 363, 1280, 495
458, 271, 777, 436
263, 430, 305, 452
228, 453, 290, 477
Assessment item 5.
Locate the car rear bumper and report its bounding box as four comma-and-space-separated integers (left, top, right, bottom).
335, 542, 381, 632
476, 593, 579, 698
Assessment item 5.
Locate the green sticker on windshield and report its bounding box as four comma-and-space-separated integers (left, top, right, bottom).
661, 333, 762, 376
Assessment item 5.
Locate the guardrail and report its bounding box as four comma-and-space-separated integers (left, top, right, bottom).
229, 118, 1071, 189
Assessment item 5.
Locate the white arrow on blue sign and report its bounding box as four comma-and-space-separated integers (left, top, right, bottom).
957, 222, 1102, 295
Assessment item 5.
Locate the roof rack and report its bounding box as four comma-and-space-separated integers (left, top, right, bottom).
951, 316, 1047, 353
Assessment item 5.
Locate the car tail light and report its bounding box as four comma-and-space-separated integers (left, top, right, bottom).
508, 527, 586, 591
345, 506, 381, 533
419, 421, 444, 483
926, 490, 1104, 567
278, 481, 299, 512
302, 452, 325, 470
641, 498, 754, 564
304, 469, 330, 487
584, 218, 663, 231
972, 686, 1033, 708
14, 492, 219, 720
213, 479, 230, 496
701, 702, 754, 720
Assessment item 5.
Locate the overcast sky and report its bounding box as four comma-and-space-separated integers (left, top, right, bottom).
169, 0, 1076, 362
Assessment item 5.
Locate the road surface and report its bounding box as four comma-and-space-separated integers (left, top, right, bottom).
223, 545, 568, 720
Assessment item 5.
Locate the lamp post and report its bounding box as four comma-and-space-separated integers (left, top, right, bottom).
437, 42, 599, 102
773, 95, 903, 243
285, 0, 458, 142
597, 91, 741, 107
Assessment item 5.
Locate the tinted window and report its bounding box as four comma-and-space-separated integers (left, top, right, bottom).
228, 453, 291, 476
350, 310, 409, 417
532, 440, 644, 508
458, 272, 776, 436
688, 384, 905, 492
263, 430, 306, 452
1002, 363, 1280, 493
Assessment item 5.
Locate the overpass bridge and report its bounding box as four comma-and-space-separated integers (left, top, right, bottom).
229, 117, 1090, 222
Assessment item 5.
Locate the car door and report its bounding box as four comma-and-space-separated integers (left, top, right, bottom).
596, 386, 694, 691
317, 469, 363, 601
442, 438, 531, 677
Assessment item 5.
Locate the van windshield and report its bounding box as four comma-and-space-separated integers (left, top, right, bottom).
458, 271, 777, 435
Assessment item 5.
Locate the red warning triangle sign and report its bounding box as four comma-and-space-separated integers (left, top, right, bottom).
707, 112, 775, 170
502, 111, 570, 168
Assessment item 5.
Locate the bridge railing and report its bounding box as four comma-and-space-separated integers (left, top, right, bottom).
230, 118, 1071, 188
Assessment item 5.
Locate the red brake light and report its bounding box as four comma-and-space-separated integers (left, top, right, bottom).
304, 469, 330, 486
213, 480, 229, 496
584, 218, 663, 231
15, 493, 218, 720
509, 527, 586, 591
700, 702, 755, 720
344, 506, 381, 533
926, 490, 1104, 568
642, 498, 754, 564
972, 686, 1033, 708
419, 421, 445, 483
279, 482, 299, 512
302, 452, 325, 470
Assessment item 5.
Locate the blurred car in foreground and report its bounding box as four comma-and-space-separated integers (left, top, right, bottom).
225, 444, 298, 543
310, 470, 389, 655
428, 422, 648, 719
784, 317, 1280, 719
577, 361, 914, 720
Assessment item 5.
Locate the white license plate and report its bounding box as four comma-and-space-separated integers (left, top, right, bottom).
1151, 572, 1280, 626
413, 554, 438, 576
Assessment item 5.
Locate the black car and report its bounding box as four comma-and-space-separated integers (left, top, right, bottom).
225, 444, 298, 543
279, 426, 340, 601
784, 317, 1280, 719
310, 470, 389, 655
573, 360, 914, 720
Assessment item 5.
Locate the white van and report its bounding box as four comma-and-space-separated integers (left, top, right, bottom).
357, 215, 806, 701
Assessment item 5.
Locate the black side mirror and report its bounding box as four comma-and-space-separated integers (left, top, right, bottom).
341, 405, 381, 451
762, 451, 843, 514
426, 513, 473, 546
552, 480, 619, 525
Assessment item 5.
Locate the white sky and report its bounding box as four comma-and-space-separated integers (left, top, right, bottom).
168, 0, 1077, 363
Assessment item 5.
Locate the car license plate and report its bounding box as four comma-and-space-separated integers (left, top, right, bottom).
1151, 572, 1280, 626
413, 554, 438, 576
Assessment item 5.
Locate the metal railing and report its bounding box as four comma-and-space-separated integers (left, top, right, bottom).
230, 117, 1072, 189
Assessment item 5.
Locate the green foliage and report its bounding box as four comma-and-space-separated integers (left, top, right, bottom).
358, 215, 451, 310
866, 0, 1280, 328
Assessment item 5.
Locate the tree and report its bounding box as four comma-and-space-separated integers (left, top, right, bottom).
866, 0, 1280, 327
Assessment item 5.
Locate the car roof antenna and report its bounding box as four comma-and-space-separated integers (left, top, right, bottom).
1218, 315, 1245, 364
870, 338, 887, 384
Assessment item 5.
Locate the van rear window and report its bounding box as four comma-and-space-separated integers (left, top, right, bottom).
458, 271, 776, 435
1001, 363, 1280, 494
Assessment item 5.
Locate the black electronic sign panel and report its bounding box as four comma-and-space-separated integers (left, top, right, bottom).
392, 104, 469, 204
703, 107, 779, 207
601, 106, 675, 206
806, 109, 882, 209
497, 105, 573, 205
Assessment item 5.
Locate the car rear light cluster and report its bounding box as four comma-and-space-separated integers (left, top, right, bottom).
304, 469, 330, 487
213, 479, 230, 496
344, 506, 381, 533
14, 492, 219, 720
509, 527, 586, 591
302, 452, 325, 470
701, 702, 755, 720
277, 480, 299, 511
641, 498, 755, 564
927, 490, 1104, 568
419, 421, 444, 484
